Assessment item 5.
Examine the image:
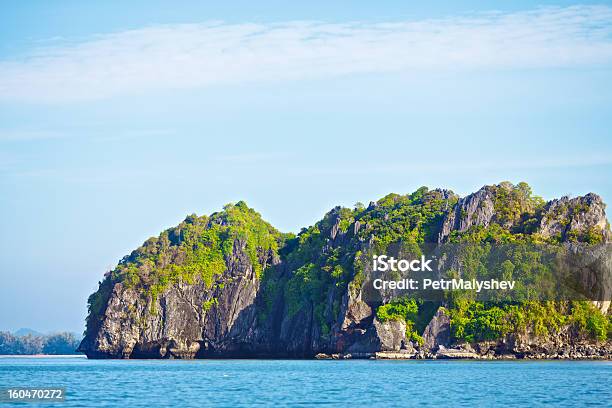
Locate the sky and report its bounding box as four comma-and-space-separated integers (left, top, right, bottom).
1, 1, 611, 334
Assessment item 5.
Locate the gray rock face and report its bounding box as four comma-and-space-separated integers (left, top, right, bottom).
79, 238, 266, 359
439, 186, 496, 242
439, 186, 610, 244
539, 193, 611, 242
467, 330, 612, 360
373, 319, 407, 351
79, 184, 611, 359
79, 230, 409, 359
422, 308, 451, 350
344, 318, 406, 354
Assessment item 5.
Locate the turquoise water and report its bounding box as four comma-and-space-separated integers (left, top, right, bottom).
0, 357, 610, 407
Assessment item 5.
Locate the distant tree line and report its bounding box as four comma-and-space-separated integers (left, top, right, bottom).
0, 332, 81, 355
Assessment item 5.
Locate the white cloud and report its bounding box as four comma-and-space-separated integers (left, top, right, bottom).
1, 5, 612, 103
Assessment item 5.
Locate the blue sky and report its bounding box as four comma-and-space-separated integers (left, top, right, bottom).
1, 1, 611, 334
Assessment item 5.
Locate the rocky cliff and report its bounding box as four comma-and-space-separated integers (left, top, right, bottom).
79, 182, 612, 359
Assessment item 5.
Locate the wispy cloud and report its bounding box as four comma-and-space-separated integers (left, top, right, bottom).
1, 5, 611, 103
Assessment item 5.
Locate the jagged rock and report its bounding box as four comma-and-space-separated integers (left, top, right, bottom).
439, 186, 496, 242
422, 308, 451, 350
539, 193, 611, 242
330, 217, 340, 240
79, 238, 265, 359
373, 318, 406, 351
79, 185, 612, 359
340, 293, 371, 330
343, 318, 406, 354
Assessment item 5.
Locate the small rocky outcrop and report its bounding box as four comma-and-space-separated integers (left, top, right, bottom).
422, 308, 451, 350
539, 193, 611, 242
439, 186, 496, 242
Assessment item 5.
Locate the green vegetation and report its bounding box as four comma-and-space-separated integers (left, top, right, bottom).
357, 187, 456, 248
369, 183, 610, 343
278, 187, 456, 337
87, 201, 284, 316
202, 298, 218, 315
449, 300, 610, 343
449, 300, 509, 342
569, 301, 610, 341
376, 297, 425, 345
0, 332, 81, 355
491, 181, 545, 228
85, 277, 113, 331
85, 182, 611, 346
441, 183, 610, 342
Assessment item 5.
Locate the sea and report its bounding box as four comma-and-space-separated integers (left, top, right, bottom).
0, 357, 610, 407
